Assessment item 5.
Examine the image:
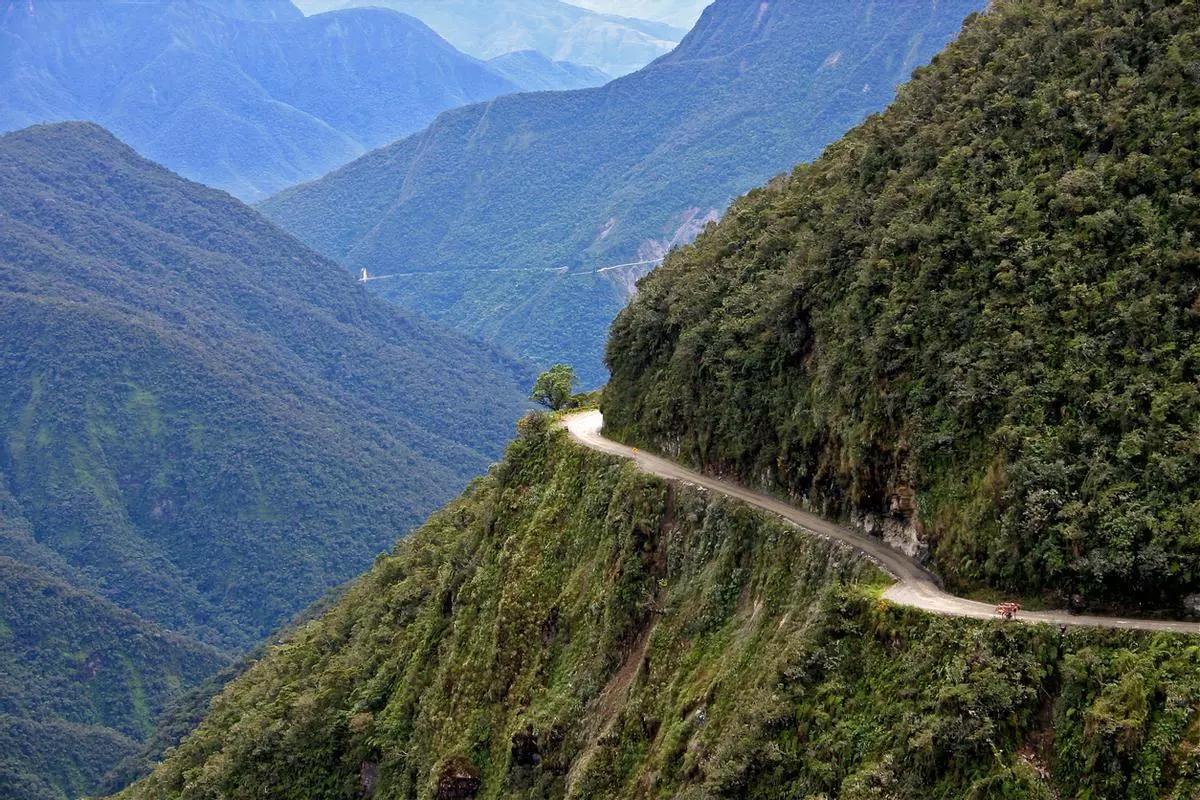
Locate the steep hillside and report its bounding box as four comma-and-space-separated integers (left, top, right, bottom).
115, 418, 1200, 800
0, 122, 529, 798
298, 0, 682, 76
260, 0, 984, 385
0, 0, 527, 200
606, 0, 1200, 608
0, 558, 228, 800
0, 119, 532, 645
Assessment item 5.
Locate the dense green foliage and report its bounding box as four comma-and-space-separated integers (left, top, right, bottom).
261, 0, 984, 384
91, 661, 248, 798
1, 715, 138, 800
0, 0, 535, 200
0, 558, 229, 800
0, 122, 530, 797
606, 0, 1200, 608
115, 422, 1200, 800
94, 585, 350, 797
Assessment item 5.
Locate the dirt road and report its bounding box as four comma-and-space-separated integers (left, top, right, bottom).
564, 410, 1200, 634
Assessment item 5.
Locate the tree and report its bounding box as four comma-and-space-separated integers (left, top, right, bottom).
530, 364, 576, 410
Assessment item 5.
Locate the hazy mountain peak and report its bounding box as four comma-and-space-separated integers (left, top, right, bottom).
0, 0, 529, 200
295, 0, 686, 76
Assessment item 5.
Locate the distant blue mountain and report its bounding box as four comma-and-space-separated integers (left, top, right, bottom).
297, 0, 685, 77
487, 50, 610, 91
0, 0, 581, 200
571, 0, 711, 29
261, 0, 988, 385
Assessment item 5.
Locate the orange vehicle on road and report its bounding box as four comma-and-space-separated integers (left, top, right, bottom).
996, 602, 1021, 620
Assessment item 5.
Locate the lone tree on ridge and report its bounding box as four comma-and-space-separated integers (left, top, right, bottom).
530, 364, 577, 411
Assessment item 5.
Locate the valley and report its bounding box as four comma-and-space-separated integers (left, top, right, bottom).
261, 0, 988, 384
0, 0, 598, 201
1, 0, 1198, 798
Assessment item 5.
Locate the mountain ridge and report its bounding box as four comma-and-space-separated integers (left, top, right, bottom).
0, 0, 594, 200
261, 0, 986, 385
295, 0, 684, 76
0, 120, 531, 800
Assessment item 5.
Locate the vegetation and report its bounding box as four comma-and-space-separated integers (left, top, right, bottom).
93, 583, 352, 797
0, 0, 538, 200
0, 121, 531, 798
606, 0, 1200, 608
0, 558, 229, 800
531, 365, 578, 410
115, 422, 1200, 800
260, 0, 985, 384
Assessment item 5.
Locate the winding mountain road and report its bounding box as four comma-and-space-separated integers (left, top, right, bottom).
565, 410, 1200, 634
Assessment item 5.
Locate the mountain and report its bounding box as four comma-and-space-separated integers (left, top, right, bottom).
259, 0, 985, 386
0, 0, 533, 200
114, 416, 1200, 800
295, 0, 684, 77
605, 0, 1200, 609
190, 0, 303, 20
103, 3, 1200, 798
0, 122, 530, 798
487, 51, 610, 92
570, 0, 711, 29
0, 557, 228, 800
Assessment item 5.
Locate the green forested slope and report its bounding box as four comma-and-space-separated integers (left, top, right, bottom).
115, 420, 1200, 800
605, 0, 1200, 607
0, 121, 531, 648
0, 559, 229, 800
261, 0, 984, 384
0, 122, 530, 798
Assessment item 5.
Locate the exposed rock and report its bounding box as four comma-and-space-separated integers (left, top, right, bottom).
436, 757, 481, 800
853, 509, 928, 562
540, 606, 560, 646
1184, 594, 1200, 617
511, 725, 541, 767
358, 760, 379, 797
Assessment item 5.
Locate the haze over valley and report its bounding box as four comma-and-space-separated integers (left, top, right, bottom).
2, 2, 1199, 799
